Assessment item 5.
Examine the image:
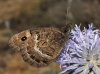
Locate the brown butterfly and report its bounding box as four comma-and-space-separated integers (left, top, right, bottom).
8, 24, 71, 68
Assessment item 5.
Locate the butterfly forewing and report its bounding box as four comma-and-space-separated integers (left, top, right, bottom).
8, 27, 70, 68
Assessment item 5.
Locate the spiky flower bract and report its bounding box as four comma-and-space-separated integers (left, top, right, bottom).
57, 24, 100, 74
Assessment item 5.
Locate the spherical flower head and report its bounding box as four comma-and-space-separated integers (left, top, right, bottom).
57, 24, 100, 74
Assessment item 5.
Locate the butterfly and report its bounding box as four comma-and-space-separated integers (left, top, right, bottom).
8, 24, 71, 68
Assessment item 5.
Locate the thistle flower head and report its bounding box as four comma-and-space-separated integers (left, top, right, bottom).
57, 24, 100, 74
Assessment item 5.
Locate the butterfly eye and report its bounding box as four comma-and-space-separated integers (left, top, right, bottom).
21, 36, 27, 41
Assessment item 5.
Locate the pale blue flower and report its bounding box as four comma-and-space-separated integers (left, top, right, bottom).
57, 24, 100, 74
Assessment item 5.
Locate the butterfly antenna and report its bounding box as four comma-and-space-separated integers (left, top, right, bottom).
61, 7, 71, 34
66, 7, 70, 25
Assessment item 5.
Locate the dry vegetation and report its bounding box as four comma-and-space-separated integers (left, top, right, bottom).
0, 0, 42, 23
71, 0, 100, 28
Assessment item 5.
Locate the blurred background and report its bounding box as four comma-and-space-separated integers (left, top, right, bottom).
0, 0, 100, 74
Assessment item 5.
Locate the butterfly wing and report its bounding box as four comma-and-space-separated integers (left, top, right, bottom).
8, 27, 67, 67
